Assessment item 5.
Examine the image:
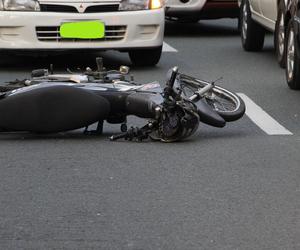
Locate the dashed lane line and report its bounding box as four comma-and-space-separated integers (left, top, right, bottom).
163, 42, 178, 52
238, 93, 293, 135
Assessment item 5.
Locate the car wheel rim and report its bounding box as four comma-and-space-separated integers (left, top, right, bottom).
287, 27, 295, 81
278, 13, 285, 57
242, 3, 248, 41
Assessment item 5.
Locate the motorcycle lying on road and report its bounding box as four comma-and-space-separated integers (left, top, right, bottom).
0, 58, 245, 142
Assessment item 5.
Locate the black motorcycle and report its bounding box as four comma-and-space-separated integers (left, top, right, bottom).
0, 58, 245, 142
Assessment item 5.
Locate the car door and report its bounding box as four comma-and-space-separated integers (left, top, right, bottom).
250, 0, 261, 14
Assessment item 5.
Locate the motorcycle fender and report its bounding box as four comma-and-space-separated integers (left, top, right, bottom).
195, 100, 226, 128
0, 85, 110, 133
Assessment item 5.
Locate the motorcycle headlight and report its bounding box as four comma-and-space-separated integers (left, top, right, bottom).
3, 0, 40, 11
119, 0, 163, 11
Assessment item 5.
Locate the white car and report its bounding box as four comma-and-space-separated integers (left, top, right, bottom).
0, 0, 165, 66
165, 0, 239, 22
238, 0, 279, 62
239, 0, 300, 89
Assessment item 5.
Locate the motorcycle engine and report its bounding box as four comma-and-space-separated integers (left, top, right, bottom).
156, 100, 200, 142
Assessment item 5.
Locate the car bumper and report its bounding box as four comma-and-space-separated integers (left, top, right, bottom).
0, 9, 164, 50
166, 0, 207, 14
166, 0, 239, 19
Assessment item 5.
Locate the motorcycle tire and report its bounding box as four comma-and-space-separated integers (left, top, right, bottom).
179, 75, 246, 122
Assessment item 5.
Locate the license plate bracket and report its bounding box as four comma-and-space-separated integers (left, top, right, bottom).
60, 21, 105, 39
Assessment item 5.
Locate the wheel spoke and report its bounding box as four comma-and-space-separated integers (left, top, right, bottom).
206, 93, 236, 112
179, 74, 240, 115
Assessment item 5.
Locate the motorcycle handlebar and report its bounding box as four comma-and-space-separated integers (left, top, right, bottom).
167, 66, 178, 89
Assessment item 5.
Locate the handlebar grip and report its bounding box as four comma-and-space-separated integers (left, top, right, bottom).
167, 66, 178, 88
109, 132, 127, 141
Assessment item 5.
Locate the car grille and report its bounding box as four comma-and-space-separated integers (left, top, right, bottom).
40, 4, 119, 13
36, 26, 127, 42
85, 5, 120, 12
40, 4, 77, 12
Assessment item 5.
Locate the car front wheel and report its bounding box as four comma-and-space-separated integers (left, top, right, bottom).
285, 20, 300, 89
240, 0, 265, 51
275, 1, 286, 68
129, 46, 162, 66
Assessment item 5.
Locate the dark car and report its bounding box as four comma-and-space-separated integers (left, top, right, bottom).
165, 0, 239, 23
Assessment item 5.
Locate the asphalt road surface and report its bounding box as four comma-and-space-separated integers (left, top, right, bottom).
1, 19, 300, 250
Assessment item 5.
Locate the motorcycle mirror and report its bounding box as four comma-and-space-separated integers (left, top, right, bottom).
120, 66, 130, 75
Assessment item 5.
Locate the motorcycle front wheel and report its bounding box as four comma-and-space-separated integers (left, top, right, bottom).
179, 74, 246, 122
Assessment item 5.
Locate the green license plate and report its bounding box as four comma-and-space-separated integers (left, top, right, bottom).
60, 21, 105, 39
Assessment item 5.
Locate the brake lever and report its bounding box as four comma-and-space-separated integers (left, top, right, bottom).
211, 76, 223, 85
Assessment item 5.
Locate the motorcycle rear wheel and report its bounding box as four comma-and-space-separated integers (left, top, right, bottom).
179, 75, 246, 122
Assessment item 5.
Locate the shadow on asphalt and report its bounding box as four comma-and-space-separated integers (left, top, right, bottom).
0, 51, 169, 77
0, 51, 132, 71
0, 131, 109, 141
195, 129, 249, 141
165, 19, 239, 37
0, 128, 248, 142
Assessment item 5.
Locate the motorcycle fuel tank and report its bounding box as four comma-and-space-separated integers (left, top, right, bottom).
0, 84, 110, 133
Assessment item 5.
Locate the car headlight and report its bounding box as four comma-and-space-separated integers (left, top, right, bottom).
2, 0, 40, 11
119, 0, 163, 11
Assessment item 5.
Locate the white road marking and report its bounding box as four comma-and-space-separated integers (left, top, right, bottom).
238, 93, 293, 135
163, 42, 178, 52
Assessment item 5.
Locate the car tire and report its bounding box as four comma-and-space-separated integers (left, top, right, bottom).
240, 0, 265, 51
285, 20, 300, 89
275, 1, 286, 68
129, 46, 162, 67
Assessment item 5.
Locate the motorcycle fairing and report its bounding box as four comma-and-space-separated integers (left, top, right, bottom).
195, 100, 226, 128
